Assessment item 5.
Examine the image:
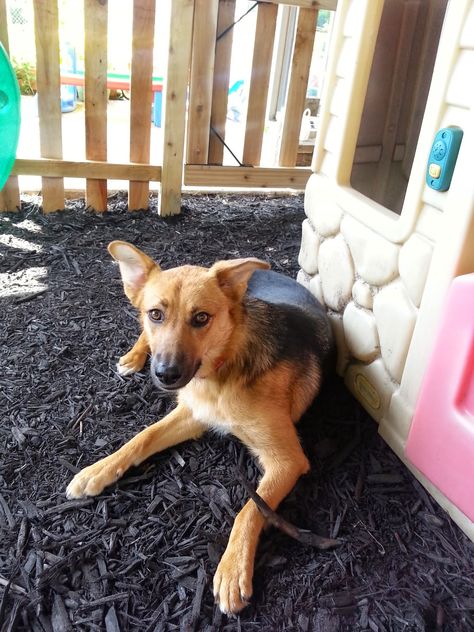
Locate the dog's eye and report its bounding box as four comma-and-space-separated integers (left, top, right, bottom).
192, 312, 210, 328
148, 309, 164, 323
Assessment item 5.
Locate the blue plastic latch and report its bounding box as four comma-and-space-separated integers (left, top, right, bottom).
426, 126, 463, 192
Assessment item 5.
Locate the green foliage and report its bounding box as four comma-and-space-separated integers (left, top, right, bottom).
12, 58, 36, 95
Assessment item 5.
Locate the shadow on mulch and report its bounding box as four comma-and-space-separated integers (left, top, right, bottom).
0, 193, 473, 632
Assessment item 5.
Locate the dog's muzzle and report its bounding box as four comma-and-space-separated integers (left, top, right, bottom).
151, 355, 199, 391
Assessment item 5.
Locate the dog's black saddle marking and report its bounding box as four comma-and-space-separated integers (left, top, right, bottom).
246, 270, 334, 369
247, 269, 324, 313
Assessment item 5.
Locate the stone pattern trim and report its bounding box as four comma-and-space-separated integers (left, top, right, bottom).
298, 183, 434, 412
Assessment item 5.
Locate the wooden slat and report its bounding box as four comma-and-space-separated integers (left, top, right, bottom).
84, 0, 108, 211
184, 165, 311, 189
0, 181, 21, 212
159, 0, 195, 216
12, 161, 309, 189
0, 0, 21, 212
242, 2, 278, 166
129, 0, 156, 211
208, 0, 236, 165
33, 0, 64, 212
12, 158, 162, 181
267, 0, 336, 8
279, 7, 317, 167
21, 189, 150, 200
186, 0, 219, 164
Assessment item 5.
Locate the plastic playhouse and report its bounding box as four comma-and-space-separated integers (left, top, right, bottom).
298, 0, 474, 540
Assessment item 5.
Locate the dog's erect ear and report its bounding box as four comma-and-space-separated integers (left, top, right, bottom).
211, 258, 270, 300
108, 241, 158, 306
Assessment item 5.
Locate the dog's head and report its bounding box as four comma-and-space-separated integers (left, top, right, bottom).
108, 241, 269, 391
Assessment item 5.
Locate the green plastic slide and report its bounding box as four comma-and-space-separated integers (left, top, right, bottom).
0, 43, 21, 190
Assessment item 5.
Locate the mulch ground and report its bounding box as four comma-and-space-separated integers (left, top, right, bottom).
0, 193, 473, 632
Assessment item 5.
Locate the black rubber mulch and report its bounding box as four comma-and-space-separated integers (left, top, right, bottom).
0, 193, 473, 632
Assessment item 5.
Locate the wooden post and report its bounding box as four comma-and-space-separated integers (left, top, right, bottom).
279, 7, 317, 167
186, 0, 219, 164
129, 0, 156, 211
208, 0, 236, 165
84, 0, 108, 212
242, 2, 278, 166
158, 0, 195, 216
0, 0, 21, 212
33, 0, 64, 212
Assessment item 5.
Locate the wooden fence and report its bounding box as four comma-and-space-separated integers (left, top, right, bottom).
0, 0, 336, 215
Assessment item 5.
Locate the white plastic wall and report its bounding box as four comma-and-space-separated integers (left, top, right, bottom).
300, 0, 474, 539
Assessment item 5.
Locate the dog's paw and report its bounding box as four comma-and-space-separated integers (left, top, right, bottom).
66, 457, 124, 499
213, 548, 253, 614
116, 350, 148, 376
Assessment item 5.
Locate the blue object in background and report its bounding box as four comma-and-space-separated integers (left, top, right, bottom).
61, 84, 76, 113
227, 80, 245, 122
152, 90, 162, 127
61, 44, 77, 113
228, 80, 244, 95
426, 126, 463, 192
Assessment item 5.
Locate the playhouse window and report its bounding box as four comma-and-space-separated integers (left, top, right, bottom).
350, 0, 448, 215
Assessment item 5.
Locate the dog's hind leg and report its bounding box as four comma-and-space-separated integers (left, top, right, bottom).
117, 331, 149, 375
66, 403, 206, 499
213, 420, 310, 614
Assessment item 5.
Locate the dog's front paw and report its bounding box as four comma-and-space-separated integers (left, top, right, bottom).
213, 547, 253, 614
66, 456, 125, 499
117, 349, 148, 376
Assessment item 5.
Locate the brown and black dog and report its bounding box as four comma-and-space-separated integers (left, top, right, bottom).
66, 240, 334, 614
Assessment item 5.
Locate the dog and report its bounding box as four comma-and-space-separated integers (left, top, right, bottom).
66, 240, 334, 614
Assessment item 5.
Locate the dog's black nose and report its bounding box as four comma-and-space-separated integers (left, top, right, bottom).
154, 362, 183, 387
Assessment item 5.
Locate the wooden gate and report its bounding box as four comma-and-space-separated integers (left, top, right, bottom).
0, 0, 336, 215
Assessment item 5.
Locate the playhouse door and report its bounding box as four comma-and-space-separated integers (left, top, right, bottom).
405, 274, 474, 522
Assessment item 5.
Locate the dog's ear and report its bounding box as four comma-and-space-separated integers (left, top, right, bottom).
211, 258, 270, 300
108, 241, 158, 306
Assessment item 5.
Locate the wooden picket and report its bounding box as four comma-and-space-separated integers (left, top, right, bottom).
279, 7, 318, 167
129, 0, 156, 211
242, 2, 278, 166
208, 0, 236, 165
1, 0, 337, 216
158, 0, 195, 216
186, 0, 219, 164
33, 0, 64, 212
84, 0, 108, 211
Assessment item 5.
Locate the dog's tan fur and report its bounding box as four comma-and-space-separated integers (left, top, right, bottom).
66, 241, 327, 614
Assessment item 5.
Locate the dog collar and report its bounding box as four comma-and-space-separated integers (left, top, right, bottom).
214, 358, 225, 371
